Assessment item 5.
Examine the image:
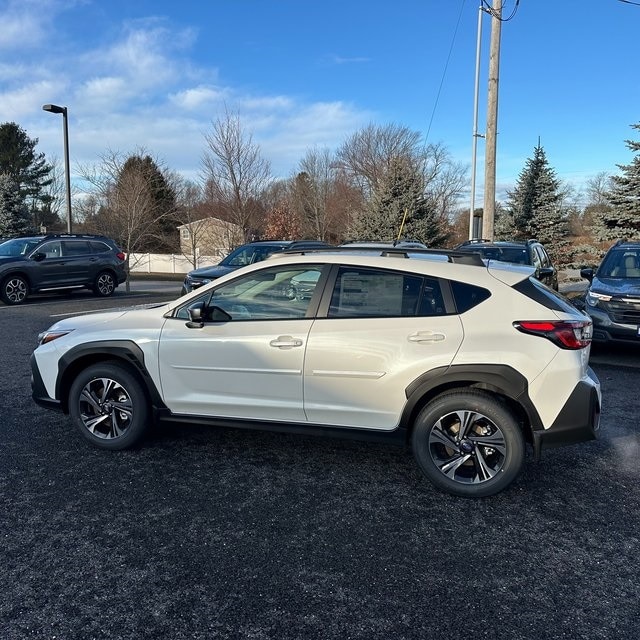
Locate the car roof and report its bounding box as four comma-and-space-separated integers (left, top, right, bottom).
456, 239, 532, 249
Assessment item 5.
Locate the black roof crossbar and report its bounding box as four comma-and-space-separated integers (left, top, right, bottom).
277, 246, 486, 266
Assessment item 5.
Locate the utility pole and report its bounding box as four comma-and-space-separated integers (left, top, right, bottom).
469, 4, 486, 240
482, 0, 502, 240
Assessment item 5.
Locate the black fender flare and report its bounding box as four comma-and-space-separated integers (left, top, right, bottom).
400, 364, 544, 435
56, 340, 165, 412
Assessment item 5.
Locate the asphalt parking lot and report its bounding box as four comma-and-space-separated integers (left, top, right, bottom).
1, 286, 640, 640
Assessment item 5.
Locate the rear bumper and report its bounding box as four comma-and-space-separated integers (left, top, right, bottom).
532, 367, 601, 459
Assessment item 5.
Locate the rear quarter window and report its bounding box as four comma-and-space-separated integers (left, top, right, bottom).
450, 280, 491, 313
513, 277, 578, 313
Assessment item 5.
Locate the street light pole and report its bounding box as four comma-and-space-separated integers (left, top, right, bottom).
42, 104, 72, 234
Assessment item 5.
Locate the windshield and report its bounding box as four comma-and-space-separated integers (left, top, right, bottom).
0, 238, 42, 257
598, 249, 640, 278
486, 246, 529, 264
220, 245, 283, 267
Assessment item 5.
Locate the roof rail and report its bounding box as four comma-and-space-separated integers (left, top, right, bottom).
459, 238, 492, 245
274, 245, 486, 266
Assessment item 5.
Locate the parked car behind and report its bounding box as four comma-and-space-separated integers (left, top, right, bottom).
580, 239, 640, 344
0, 234, 127, 305
340, 240, 428, 249
455, 239, 558, 290
181, 240, 331, 294
32, 244, 600, 498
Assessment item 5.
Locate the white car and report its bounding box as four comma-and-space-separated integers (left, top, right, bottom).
31, 246, 601, 497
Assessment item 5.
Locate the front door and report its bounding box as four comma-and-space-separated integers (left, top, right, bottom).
158, 263, 326, 422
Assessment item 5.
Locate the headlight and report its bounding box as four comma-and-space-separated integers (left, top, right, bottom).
586, 290, 612, 307
37, 329, 73, 345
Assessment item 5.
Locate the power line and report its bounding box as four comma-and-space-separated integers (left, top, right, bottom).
424, 0, 467, 143
481, 0, 520, 21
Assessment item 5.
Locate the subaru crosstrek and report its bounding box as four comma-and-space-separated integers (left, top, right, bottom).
0, 234, 127, 305
31, 246, 601, 497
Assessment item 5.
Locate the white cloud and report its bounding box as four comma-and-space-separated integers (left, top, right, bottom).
169, 86, 225, 111
1, 5, 374, 185
0, 1, 48, 49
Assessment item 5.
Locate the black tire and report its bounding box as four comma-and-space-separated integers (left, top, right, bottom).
68, 362, 149, 450
93, 271, 116, 297
1, 274, 29, 305
411, 389, 524, 498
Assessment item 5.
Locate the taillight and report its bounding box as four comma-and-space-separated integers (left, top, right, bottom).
116, 252, 126, 261
513, 320, 593, 350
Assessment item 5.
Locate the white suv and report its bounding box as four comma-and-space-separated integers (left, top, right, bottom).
30, 247, 601, 497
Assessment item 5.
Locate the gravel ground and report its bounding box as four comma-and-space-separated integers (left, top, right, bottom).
1, 292, 639, 640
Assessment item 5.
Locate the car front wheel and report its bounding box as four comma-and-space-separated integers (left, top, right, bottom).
1, 274, 29, 305
93, 271, 116, 297
411, 389, 524, 498
68, 362, 149, 450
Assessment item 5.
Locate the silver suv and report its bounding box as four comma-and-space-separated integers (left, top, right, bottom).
31, 246, 601, 497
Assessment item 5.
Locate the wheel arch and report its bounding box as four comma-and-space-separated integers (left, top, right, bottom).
57, 340, 164, 414
1, 269, 32, 288
400, 364, 543, 446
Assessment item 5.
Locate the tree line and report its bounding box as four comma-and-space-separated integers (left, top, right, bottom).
1, 114, 639, 268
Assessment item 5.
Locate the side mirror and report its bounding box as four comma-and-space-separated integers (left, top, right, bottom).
186, 302, 205, 329
185, 302, 232, 328
538, 267, 554, 278
32, 252, 46, 262
580, 268, 594, 283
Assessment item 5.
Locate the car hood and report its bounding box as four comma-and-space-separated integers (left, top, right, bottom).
591, 276, 640, 297
44, 303, 170, 333
187, 264, 235, 279
0, 255, 27, 266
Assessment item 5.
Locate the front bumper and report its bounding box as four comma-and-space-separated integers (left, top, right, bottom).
30, 353, 62, 412
181, 278, 210, 295
586, 305, 640, 344
532, 367, 601, 460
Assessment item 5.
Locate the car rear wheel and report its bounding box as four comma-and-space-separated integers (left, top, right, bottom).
93, 271, 116, 297
411, 389, 524, 498
69, 362, 149, 450
1, 275, 29, 305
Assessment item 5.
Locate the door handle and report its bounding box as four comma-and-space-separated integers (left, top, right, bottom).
269, 336, 304, 349
408, 331, 445, 343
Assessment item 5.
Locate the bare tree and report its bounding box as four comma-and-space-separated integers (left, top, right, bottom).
337, 124, 467, 240
77, 148, 178, 289
336, 123, 423, 197
201, 108, 272, 241
585, 172, 613, 207
290, 147, 337, 241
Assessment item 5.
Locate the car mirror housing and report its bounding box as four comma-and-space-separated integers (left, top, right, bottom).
580, 268, 594, 282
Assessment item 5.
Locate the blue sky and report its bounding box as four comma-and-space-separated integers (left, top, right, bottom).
1, 0, 639, 206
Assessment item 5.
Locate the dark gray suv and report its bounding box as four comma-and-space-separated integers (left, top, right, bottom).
455, 239, 559, 290
0, 234, 127, 305
580, 240, 640, 344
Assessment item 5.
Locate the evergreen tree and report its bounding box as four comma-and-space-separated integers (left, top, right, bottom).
0, 122, 53, 210
503, 143, 569, 261
593, 123, 640, 240
117, 155, 178, 252
0, 173, 31, 236
351, 156, 448, 246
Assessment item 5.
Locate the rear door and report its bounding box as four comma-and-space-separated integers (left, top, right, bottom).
303, 266, 464, 430
61, 240, 94, 284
